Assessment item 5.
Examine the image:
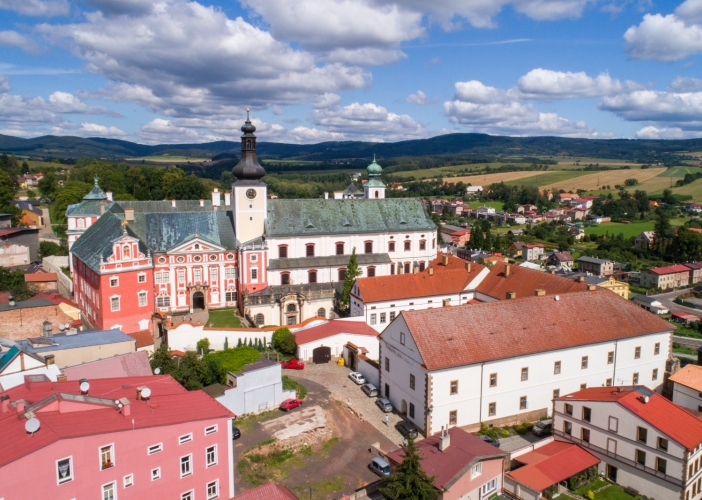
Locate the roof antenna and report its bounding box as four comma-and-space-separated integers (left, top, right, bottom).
246, 107, 250, 120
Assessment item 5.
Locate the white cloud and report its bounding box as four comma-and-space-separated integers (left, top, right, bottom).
271, 105, 283, 115
406, 90, 436, 105
634, 126, 690, 139
312, 93, 343, 109
517, 68, 641, 100
669, 76, 702, 92
0, 31, 38, 53
47, 91, 121, 116
599, 89, 702, 125
81, 0, 155, 17
287, 126, 347, 143
0, 0, 69, 17
138, 118, 222, 144
0, 75, 9, 94
444, 80, 610, 137
50, 121, 127, 138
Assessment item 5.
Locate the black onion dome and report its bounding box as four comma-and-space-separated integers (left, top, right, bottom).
232, 111, 266, 181
241, 118, 256, 134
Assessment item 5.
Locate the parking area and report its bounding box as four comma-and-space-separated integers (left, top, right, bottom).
285, 363, 412, 446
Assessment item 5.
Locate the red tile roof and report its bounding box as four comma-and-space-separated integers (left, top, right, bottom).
475, 262, 587, 300
507, 441, 599, 492
24, 272, 58, 282
557, 386, 702, 450
670, 365, 702, 392
398, 289, 672, 371
62, 351, 153, 380
294, 319, 378, 345
0, 375, 233, 468
235, 483, 298, 500
647, 264, 691, 275
385, 427, 505, 491
128, 330, 155, 348
672, 311, 699, 321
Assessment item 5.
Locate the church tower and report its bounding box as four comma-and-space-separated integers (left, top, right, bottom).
364, 155, 386, 199
232, 110, 267, 244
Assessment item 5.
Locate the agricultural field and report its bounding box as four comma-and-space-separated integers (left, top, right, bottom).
584, 217, 687, 238
126, 155, 211, 163
541, 168, 666, 192
503, 170, 589, 189
441, 170, 550, 186
666, 166, 702, 177
390, 162, 530, 181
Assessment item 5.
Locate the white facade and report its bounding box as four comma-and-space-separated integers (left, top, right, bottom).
214, 361, 295, 416
0, 243, 29, 267
0, 352, 61, 390
296, 332, 379, 361
379, 315, 671, 435
672, 382, 702, 412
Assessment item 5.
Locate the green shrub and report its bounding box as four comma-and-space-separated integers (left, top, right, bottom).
204, 346, 261, 374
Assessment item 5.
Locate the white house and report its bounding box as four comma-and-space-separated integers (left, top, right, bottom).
522, 244, 544, 261
669, 364, 702, 413
207, 359, 295, 416
466, 186, 483, 195
554, 386, 702, 500
632, 294, 669, 315
378, 289, 674, 436
0, 341, 61, 390
293, 317, 379, 362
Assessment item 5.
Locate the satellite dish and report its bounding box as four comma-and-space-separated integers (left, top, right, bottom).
25, 418, 40, 434
114, 400, 120, 405
555, 295, 560, 301
141, 387, 151, 399
59, 324, 65, 331
118, 403, 123, 409
79, 381, 90, 393
644, 396, 650, 403
154, 367, 161, 375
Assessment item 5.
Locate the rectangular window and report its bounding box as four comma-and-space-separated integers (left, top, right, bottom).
409, 402, 415, 418
420, 240, 426, 251
606, 378, 613, 386
450, 380, 458, 395
148, 443, 163, 455
207, 480, 219, 500
553, 389, 560, 399
449, 410, 457, 425
206, 445, 217, 467
635, 346, 641, 359
365, 242, 372, 254
279, 246, 288, 258
180, 455, 192, 478
56, 457, 73, 485
138, 274, 146, 283
156, 296, 171, 307
609, 416, 618, 432
306, 245, 314, 257
155, 271, 169, 284
471, 462, 482, 479
565, 403, 573, 416
637, 427, 647, 444
251, 268, 258, 280
581, 356, 588, 369
225, 291, 236, 301
390, 311, 396, 321
580, 383, 587, 390
100, 444, 115, 470
178, 269, 185, 283
194, 268, 202, 282
138, 292, 147, 307
554, 361, 561, 374
582, 407, 591, 422
210, 267, 218, 283
657, 457, 667, 474
607, 351, 614, 364
636, 449, 646, 466
409, 374, 415, 390
110, 296, 120, 312
385, 357, 390, 372
489, 373, 497, 387
182, 492, 194, 500
633, 372, 639, 384
655, 342, 660, 355
658, 437, 668, 451
489, 402, 496, 416
205, 425, 218, 435
521, 367, 528, 381
370, 313, 377, 325
225, 267, 237, 279
564, 421, 572, 435
110, 277, 118, 287
102, 482, 116, 500
151, 468, 161, 481
179, 433, 193, 444
380, 312, 386, 324
652, 368, 659, 381
308, 270, 316, 283
520, 396, 527, 410
404, 241, 411, 251
582, 428, 590, 443
336, 243, 344, 255
399, 332, 405, 344
124, 474, 133, 488
388, 241, 395, 252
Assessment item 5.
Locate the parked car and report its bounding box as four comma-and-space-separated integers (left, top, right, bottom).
281, 359, 305, 370
396, 420, 418, 439
279, 398, 303, 411
361, 383, 378, 397
348, 372, 365, 385
532, 419, 553, 436
369, 457, 391, 477
375, 397, 393, 413
478, 435, 500, 448
232, 425, 241, 440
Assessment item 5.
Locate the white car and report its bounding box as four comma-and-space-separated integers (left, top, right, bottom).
348, 372, 366, 385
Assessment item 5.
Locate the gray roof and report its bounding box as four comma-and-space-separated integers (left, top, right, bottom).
440, 224, 463, 233
342, 182, 362, 196
268, 253, 392, 270
578, 256, 612, 265
583, 276, 608, 285
14, 201, 42, 215
66, 199, 115, 216
632, 294, 660, 305
0, 298, 55, 312
248, 282, 341, 298
83, 184, 107, 201
266, 198, 436, 237
18, 329, 134, 353
236, 359, 278, 375
114, 200, 217, 213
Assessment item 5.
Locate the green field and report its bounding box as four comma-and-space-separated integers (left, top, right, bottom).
666, 166, 702, 177
391, 163, 531, 181
473, 200, 504, 210
503, 170, 590, 189
262, 159, 320, 165
585, 217, 688, 238
126, 155, 211, 162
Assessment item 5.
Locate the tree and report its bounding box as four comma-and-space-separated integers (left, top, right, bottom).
175, 352, 206, 390
37, 172, 58, 198
149, 344, 177, 375
38, 241, 68, 259
196, 338, 211, 355
654, 212, 674, 256
272, 327, 297, 356
339, 247, 362, 314
380, 434, 437, 500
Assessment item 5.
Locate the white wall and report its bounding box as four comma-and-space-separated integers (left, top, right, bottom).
215, 363, 294, 415
358, 357, 379, 387
672, 382, 702, 412
297, 333, 379, 361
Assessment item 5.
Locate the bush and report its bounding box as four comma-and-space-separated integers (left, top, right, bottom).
515, 422, 534, 435
282, 376, 307, 398
271, 327, 297, 356
204, 346, 261, 374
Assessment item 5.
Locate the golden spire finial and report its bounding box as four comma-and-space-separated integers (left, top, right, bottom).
121, 218, 128, 234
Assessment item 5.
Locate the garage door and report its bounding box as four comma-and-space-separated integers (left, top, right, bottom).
312, 346, 331, 364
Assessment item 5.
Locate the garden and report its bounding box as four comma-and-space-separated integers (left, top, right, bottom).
573, 478, 641, 499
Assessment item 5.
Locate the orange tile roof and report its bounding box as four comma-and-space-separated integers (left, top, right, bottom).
24, 272, 58, 282
647, 264, 691, 275
354, 263, 484, 303
398, 289, 672, 371
558, 386, 702, 450
670, 364, 702, 392
475, 262, 587, 300
128, 330, 155, 348
294, 319, 378, 345
235, 484, 298, 500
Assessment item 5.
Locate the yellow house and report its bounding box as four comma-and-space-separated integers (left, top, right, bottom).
585, 275, 629, 299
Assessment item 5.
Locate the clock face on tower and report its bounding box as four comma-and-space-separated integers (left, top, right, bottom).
246, 189, 257, 200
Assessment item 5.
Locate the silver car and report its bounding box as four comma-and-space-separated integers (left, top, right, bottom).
361, 383, 378, 397
348, 372, 366, 385
375, 397, 393, 412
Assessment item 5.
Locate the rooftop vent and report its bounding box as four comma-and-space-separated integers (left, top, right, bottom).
42, 320, 52, 337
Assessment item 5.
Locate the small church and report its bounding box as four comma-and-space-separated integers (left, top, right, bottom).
68, 113, 437, 336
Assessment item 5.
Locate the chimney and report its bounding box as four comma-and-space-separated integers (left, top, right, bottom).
439, 426, 451, 451
212, 188, 221, 208
100, 203, 105, 215
199, 199, 204, 207
535, 289, 546, 296
550, 270, 556, 275
57, 373, 67, 382
578, 276, 585, 282
42, 320, 52, 337
506, 291, 516, 300
171, 199, 176, 208
428, 267, 434, 276
504, 264, 511, 277
587, 284, 597, 291
124, 208, 134, 222
16, 401, 25, 414
443, 299, 450, 307
44, 354, 55, 366
106, 191, 113, 202
442, 255, 449, 266
697, 346, 702, 366
465, 262, 472, 273
224, 192, 231, 206
120, 397, 131, 417
324, 192, 329, 200
1, 395, 9, 413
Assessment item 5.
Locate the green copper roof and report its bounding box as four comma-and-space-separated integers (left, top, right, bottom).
365, 178, 386, 188
342, 182, 362, 196
367, 155, 382, 176
0, 345, 20, 372
70, 212, 139, 272
66, 200, 115, 216
83, 175, 108, 200
266, 198, 436, 237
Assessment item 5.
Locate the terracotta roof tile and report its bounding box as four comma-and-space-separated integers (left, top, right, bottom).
669, 365, 702, 392
24, 273, 58, 282
647, 264, 691, 275
235, 483, 298, 500
399, 289, 672, 371
294, 319, 377, 345
62, 351, 153, 380
475, 261, 587, 300
128, 330, 155, 348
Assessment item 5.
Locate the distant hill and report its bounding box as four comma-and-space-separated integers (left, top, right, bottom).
2, 132, 702, 162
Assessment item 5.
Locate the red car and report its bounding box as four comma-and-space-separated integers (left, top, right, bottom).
281, 359, 305, 370
279, 398, 303, 411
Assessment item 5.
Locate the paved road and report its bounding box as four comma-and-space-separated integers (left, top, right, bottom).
674, 335, 702, 348
651, 289, 702, 316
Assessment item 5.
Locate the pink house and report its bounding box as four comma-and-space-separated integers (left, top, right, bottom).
386, 427, 506, 500
0, 374, 235, 500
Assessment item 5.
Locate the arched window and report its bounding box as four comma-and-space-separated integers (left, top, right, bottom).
77, 218, 85, 228
388, 241, 395, 252
317, 308, 326, 318
278, 245, 288, 258
122, 245, 131, 260
404, 240, 411, 251
308, 270, 317, 283
367, 266, 376, 277
287, 303, 297, 313
338, 268, 346, 281
420, 240, 426, 251
281, 272, 290, 285
194, 244, 200, 250
364, 241, 373, 254
255, 313, 264, 326
306, 244, 315, 257
246, 140, 252, 149
335, 242, 344, 255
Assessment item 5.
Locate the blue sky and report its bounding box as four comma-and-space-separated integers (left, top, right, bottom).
0, 0, 701, 144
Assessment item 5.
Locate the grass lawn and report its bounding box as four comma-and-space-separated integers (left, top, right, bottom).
207, 309, 243, 328
282, 376, 307, 399
584, 221, 654, 238
666, 166, 702, 177
574, 479, 640, 499
674, 343, 699, 355
673, 323, 702, 339
476, 200, 504, 210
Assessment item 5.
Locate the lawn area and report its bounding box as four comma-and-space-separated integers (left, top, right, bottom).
476, 200, 504, 210
666, 166, 702, 177
585, 221, 654, 238
574, 479, 640, 499
207, 309, 243, 328
502, 170, 589, 189
282, 376, 307, 398
674, 343, 698, 355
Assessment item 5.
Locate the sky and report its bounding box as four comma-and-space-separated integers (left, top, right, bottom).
1, 0, 702, 145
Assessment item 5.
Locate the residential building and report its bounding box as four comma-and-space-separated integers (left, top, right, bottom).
577, 256, 614, 277
378, 289, 672, 435
0, 375, 235, 500
205, 359, 295, 416
61, 351, 153, 381
669, 364, 702, 412
24, 271, 59, 292
504, 441, 599, 500
688, 262, 702, 284
448, 228, 471, 246
672, 311, 700, 325
506, 241, 527, 258
0, 298, 76, 341
553, 386, 702, 500
584, 275, 630, 299
466, 186, 483, 195
546, 251, 574, 270
641, 264, 691, 290
0, 223, 39, 262
386, 427, 506, 500
0, 339, 61, 390
635, 231, 656, 251
687, 203, 702, 213
522, 244, 543, 261
632, 294, 669, 314
14, 201, 44, 227
0, 241, 30, 267
235, 483, 298, 500
293, 317, 379, 361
